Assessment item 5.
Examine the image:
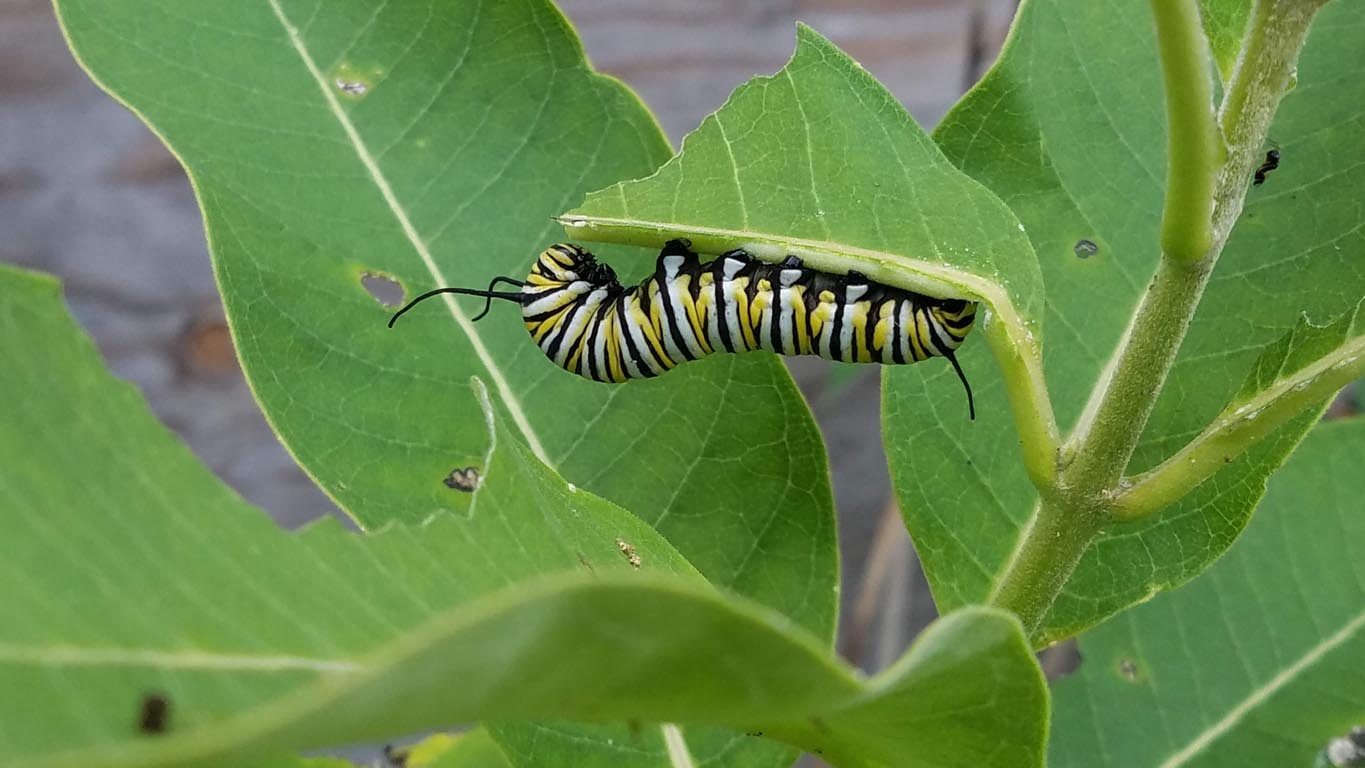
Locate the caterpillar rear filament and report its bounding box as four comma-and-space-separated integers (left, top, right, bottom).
389, 239, 977, 418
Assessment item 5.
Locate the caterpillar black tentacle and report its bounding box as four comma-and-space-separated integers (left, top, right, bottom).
389, 240, 978, 419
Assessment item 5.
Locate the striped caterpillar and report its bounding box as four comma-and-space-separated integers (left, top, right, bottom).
389, 239, 977, 418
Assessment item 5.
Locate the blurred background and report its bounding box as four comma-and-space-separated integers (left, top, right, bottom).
2, 0, 1079, 687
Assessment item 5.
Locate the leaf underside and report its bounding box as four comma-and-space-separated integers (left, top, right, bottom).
54, 1, 841, 764
1051, 418, 1365, 767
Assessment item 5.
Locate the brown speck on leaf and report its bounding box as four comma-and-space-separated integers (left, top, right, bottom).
616, 537, 641, 568
443, 466, 480, 492
138, 692, 169, 734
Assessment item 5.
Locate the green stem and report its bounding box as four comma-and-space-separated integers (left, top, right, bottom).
1113, 335, 1365, 519
1150, 0, 1221, 264
990, 0, 1326, 634
1063, 0, 1322, 500
1063, 256, 1212, 493
987, 496, 1104, 640
983, 315, 1060, 489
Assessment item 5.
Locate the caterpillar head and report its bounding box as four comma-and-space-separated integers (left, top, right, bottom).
545, 244, 620, 290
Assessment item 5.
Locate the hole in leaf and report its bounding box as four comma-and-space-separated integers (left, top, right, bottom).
1118, 657, 1139, 681
1323, 726, 1365, 767
1038, 640, 1081, 681
443, 466, 480, 493
1074, 239, 1099, 259
335, 78, 368, 96
362, 272, 404, 308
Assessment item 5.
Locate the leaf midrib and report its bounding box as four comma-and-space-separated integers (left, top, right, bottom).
1156, 607, 1365, 767
265, 0, 550, 465
262, 6, 710, 766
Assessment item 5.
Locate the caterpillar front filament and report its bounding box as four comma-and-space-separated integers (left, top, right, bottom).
389, 239, 978, 418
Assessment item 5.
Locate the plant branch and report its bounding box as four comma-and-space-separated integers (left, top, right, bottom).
1150, 0, 1222, 264
983, 314, 1060, 489
987, 496, 1103, 641
1112, 337, 1365, 519
1064, 0, 1321, 499
1063, 256, 1212, 493
989, 0, 1326, 635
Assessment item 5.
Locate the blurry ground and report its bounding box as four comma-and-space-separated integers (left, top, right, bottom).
0, 0, 1016, 684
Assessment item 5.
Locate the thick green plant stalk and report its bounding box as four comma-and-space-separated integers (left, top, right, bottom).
1151, 0, 1222, 264
988, 0, 1330, 635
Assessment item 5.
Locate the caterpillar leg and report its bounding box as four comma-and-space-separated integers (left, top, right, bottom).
779, 254, 803, 268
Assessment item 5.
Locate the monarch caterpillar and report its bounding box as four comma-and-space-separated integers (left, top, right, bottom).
389, 239, 977, 418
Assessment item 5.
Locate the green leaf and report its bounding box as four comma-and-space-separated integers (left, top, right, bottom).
1115, 298, 1365, 519
886, 0, 1365, 641
1051, 419, 1365, 767
55, 2, 838, 763
562, 23, 1043, 336
1233, 299, 1364, 402
0, 266, 1047, 768
53, 0, 836, 627
1200, 0, 1253, 81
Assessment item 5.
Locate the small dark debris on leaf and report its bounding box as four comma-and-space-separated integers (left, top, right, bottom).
444, 466, 481, 492
138, 692, 169, 734
1074, 239, 1099, 259
1253, 148, 1280, 186
616, 538, 642, 569
745, 730, 765, 737
576, 551, 595, 573
1118, 658, 1139, 681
